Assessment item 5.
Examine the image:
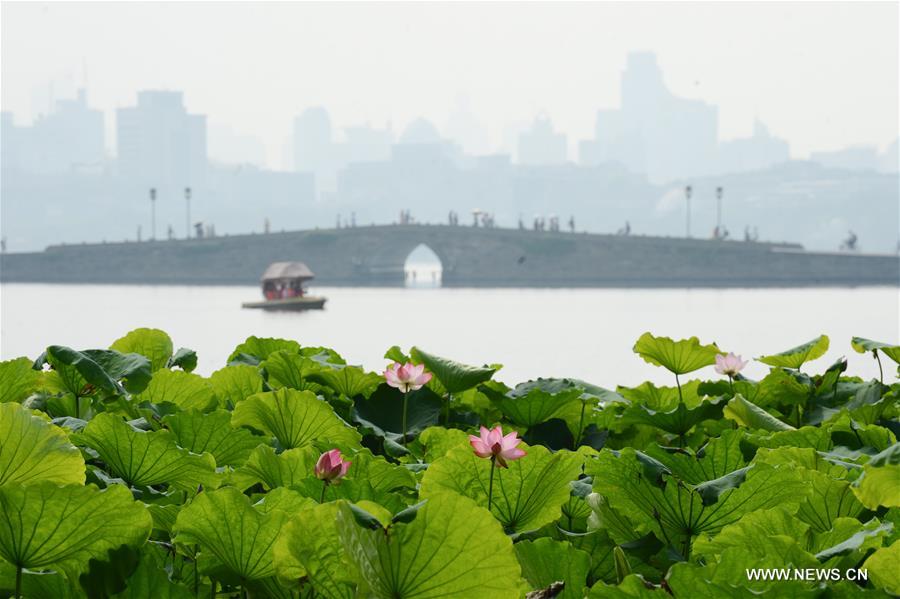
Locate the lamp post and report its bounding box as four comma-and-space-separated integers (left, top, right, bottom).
684, 185, 692, 238
185, 187, 192, 239
716, 186, 723, 238
149, 187, 157, 240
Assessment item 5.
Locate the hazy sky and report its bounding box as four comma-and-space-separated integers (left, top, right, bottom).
2, 2, 898, 169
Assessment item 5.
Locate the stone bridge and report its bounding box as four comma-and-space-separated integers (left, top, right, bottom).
1, 225, 897, 287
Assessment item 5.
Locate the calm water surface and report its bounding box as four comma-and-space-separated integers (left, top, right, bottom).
1, 284, 897, 387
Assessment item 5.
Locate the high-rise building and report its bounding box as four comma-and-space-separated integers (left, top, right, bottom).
579, 52, 718, 183
293, 107, 336, 195
1, 89, 104, 174
517, 115, 567, 166
116, 90, 206, 186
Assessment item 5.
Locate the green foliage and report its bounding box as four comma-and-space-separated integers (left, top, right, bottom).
758, 334, 830, 369
336, 492, 522, 598
4, 328, 898, 597
110, 328, 174, 372
78, 412, 217, 489
0, 402, 85, 486
632, 333, 720, 375
410, 347, 498, 393
851, 337, 900, 364
0, 482, 151, 578
232, 388, 361, 449
0, 357, 42, 404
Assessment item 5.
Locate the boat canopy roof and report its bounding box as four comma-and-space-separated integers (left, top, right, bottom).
261, 261, 315, 282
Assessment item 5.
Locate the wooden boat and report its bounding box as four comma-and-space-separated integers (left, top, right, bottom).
242, 261, 327, 311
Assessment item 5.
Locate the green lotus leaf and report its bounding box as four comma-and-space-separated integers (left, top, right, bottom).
617, 379, 706, 410
263, 350, 324, 392
231, 445, 318, 490
232, 388, 361, 449
273, 501, 355, 599
852, 443, 900, 509
337, 492, 522, 598
666, 556, 814, 598
632, 333, 720, 375
621, 396, 724, 437
481, 382, 582, 428
692, 507, 814, 564
136, 368, 217, 412
642, 430, 745, 484
347, 448, 417, 493
410, 347, 498, 394
588, 574, 668, 598
146, 503, 181, 534
254, 486, 318, 516
515, 537, 591, 599
111, 547, 194, 598
0, 482, 151, 578
208, 364, 263, 409
723, 394, 794, 431
0, 563, 77, 599
739, 368, 812, 409
228, 336, 301, 364
588, 449, 809, 552
110, 328, 174, 372
166, 347, 198, 373
79, 412, 217, 489
0, 402, 85, 486
758, 335, 830, 369
796, 469, 865, 533
163, 409, 266, 467
0, 358, 42, 404
863, 540, 900, 595
420, 443, 583, 534
173, 487, 289, 583
42, 346, 152, 396
290, 477, 407, 514
308, 365, 383, 398
851, 337, 900, 364
352, 384, 441, 438
417, 426, 471, 462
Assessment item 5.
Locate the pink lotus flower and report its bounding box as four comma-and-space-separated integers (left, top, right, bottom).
469, 425, 526, 468
314, 449, 351, 482
715, 352, 748, 377
384, 362, 432, 393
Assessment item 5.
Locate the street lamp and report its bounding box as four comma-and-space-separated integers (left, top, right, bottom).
149, 187, 157, 240
185, 187, 192, 239
716, 186, 724, 238
684, 185, 692, 238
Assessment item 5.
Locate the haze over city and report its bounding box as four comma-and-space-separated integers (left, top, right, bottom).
1, 2, 898, 254
3, 2, 898, 164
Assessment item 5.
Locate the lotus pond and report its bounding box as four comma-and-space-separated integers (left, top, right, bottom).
0, 329, 898, 598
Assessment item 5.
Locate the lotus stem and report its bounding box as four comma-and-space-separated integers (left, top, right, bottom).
15, 565, 21, 599
674, 373, 684, 404
576, 402, 586, 449
193, 546, 199, 596
401, 391, 409, 445
209, 579, 216, 599
727, 375, 734, 396
74, 395, 80, 419
444, 392, 451, 426
487, 456, 497, 511
320, 480, 328, 504
874, 350, 884, 386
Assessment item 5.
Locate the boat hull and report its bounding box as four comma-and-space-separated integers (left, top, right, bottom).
242, 296, 326, 311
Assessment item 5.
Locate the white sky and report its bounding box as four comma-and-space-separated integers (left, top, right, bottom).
2, 1, 898, 169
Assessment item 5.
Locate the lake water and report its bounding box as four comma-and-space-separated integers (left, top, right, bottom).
1, 283, 897, 388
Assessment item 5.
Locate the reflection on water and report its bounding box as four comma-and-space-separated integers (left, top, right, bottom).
1, 284, 897, 387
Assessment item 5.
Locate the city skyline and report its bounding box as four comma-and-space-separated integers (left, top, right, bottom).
3, 50, 897, 185
2, 2, 898, 170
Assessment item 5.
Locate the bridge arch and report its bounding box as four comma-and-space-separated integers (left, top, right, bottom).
403, 243, 443, 287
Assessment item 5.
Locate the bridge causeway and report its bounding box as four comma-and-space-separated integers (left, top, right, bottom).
1, 224, 897, 287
